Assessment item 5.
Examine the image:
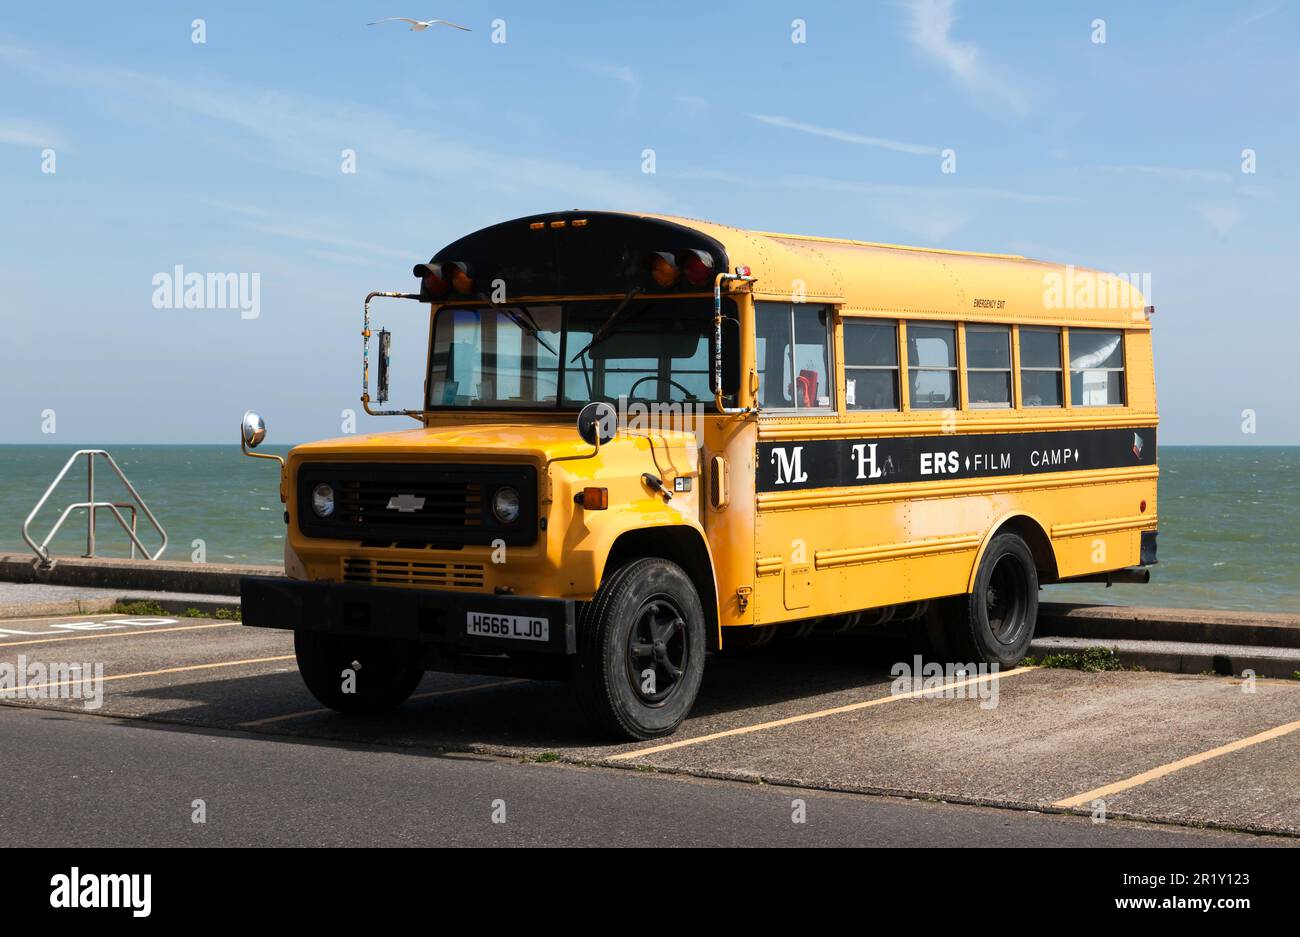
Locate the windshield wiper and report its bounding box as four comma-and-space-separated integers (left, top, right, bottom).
475, 292, 558, 358
568, 287, 641, 363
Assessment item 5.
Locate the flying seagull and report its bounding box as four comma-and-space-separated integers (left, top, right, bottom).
367, 17, 471, 31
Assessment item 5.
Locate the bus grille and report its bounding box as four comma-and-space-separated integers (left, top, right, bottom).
297, 462, 538, 548
335, 478, 483, 530
342, 558, 486, 590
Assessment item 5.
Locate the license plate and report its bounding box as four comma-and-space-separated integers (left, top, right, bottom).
466, 611, 549, 642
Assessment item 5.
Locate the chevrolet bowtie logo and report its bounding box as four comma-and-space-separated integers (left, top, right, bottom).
386, 494, 426, 513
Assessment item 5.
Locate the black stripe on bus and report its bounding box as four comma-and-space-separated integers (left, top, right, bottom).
756, 426, 1156, 493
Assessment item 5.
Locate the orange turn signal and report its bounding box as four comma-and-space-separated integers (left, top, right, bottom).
649, 251, 679, 288
450, 264, 474, 295
576, 487, 609, 510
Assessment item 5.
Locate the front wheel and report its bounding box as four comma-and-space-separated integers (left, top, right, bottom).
574, 557, 707, 740
927, 532, 1038, 666
294, 631, 424, 715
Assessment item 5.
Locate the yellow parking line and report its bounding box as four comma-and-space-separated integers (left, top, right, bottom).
0, 622, 238, 649
609, 666, 1038, 761
1, 655, 296, 695
239, 678, 525, 727
1053, 717, 1300, 809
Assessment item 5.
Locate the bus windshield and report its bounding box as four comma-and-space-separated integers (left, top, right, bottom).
427, 297, 729, 409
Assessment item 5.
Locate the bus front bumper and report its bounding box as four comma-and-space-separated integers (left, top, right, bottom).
239, 576, 578, 655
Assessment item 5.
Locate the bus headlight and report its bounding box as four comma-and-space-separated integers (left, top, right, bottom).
311, 483, 335, 518
491, 486, 520, 524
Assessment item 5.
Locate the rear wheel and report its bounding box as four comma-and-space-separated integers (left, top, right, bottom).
294, 631, 424, 715
574, 557, 707, 740
927, 532, 1038, 666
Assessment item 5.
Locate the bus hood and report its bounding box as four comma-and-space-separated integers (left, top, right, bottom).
289, 422, 703, 466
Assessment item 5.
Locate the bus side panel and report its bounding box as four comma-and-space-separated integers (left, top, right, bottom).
752, 471, 1157, 625
1123, 328, 1158, 413
1042, 476, 1155, 580
754, 492, 980, 623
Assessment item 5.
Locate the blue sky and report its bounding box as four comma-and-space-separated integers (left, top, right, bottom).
1, 0, 1296, 445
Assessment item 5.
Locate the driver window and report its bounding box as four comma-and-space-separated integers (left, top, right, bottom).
755, 301, 833, 410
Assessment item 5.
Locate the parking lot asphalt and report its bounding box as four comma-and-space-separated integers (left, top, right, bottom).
4, 705, 1288, 848
1, 611, 1297, 842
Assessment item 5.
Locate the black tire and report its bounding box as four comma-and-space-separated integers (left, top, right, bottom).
928, 532, 1038, 666
574, 557, 707, 741
294, 630, 424, 715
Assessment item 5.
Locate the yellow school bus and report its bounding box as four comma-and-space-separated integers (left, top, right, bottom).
239, 210, 1158, 739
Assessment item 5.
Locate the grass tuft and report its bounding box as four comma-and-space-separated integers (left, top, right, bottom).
1027, 646, 1131, 672
108, 600, 241, 621
109, 600, 167, 616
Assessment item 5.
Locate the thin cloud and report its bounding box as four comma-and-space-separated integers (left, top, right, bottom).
1195, 200, 1244, 238
672, 168, 1074, 206
782, 173, 1075, 205
673, 94, 709, 115
749, 114, 940, 156
0, 118, 64, 148
1240, 3, 1285, 28
0, 39, 665, 210
1099, 164, 1235, 184
578, 61, 640, 95
871, 201, 972, 243
901, 0, 1027, 115
198, 199, 423, 262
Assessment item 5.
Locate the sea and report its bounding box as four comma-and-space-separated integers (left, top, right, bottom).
1, 445, 1296, 614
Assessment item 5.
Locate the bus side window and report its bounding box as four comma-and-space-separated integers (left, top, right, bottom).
755, 302, 792, 408
1020, 327, 1063, 407
1068, 328, 1126, 406
755, 302, 834, 410
793, 306, 832, 408
966, 324, 1012, 408
907, 322, 958, 409
844, 319, 900, 410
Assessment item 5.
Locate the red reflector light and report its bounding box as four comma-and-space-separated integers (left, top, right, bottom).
649, 251, 679, 288
414, 262, 448, 297
736, 265, 751, 277
681, 249, 714, 287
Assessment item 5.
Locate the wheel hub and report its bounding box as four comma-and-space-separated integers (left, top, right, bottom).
626, 598, 689, 705
985, 554, 1027, 645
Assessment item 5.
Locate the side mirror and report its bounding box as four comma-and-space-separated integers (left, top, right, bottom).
376, 329, 392, 404
241, 410, 267, 449
720, 317, 741, 396
576, 401, 618, 446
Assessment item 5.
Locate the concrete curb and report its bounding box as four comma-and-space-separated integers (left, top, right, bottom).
0, 597, 125, 619
0, 554, 279, 597
1037, 601, 1300, 649
0, 595, 241, 621
1030, 635, 1300, 679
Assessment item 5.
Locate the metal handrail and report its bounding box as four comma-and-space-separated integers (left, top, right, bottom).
21, 450, 167, 567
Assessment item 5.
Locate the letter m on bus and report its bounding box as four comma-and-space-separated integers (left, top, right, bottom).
771, 446, 808, 485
